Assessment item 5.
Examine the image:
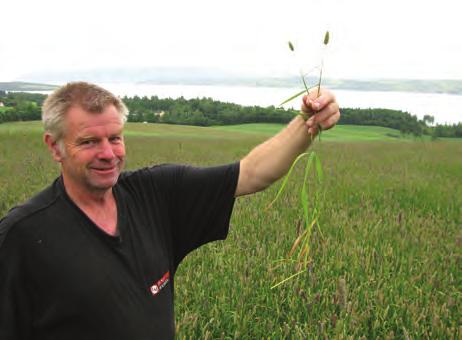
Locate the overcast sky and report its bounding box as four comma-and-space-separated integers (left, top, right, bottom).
1, 0, 461, 82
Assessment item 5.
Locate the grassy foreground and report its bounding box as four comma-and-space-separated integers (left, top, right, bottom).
1, 122, 461, 338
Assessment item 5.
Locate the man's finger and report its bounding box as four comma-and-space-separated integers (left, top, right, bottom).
318, 110, 341, 131
309, 89, 336, 112
306, 102, 339, 128
301, 95, 314, 117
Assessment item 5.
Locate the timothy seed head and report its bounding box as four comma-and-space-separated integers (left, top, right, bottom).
323, 31, 330, 45
288, 41, 295, 52
331, 313, 337, 327
337, 277, 347, 308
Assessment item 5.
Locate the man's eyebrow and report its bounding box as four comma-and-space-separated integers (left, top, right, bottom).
75, 130, 105, 140
76, 134, 95, 139
75, 135, 98, 143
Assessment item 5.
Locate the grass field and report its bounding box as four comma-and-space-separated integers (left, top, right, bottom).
0, 120, 433, 141
212, 123, 416, 142
1, 121, 461, 338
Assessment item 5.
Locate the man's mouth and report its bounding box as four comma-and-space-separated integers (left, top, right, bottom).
90, 163, 119, 174
91, 167, 116, 173
93, 166, 115, 170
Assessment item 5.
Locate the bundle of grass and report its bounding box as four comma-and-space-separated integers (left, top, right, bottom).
269, 31, 330, 289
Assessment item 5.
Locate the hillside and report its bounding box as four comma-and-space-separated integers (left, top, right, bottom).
0, 82, 58, 91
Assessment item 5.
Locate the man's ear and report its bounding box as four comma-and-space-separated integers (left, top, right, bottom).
44, 133, 64, 162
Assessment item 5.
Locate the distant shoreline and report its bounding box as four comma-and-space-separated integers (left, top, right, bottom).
4, 75, 462, 96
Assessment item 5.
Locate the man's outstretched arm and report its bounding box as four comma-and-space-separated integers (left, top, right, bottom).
235, 88, 340, 197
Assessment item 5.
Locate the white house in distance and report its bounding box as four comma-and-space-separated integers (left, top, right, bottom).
0, 102, 4, 107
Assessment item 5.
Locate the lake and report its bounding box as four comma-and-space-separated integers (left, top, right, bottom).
101, 83, 461, 125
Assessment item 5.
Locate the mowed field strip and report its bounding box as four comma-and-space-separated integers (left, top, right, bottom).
1, 121, 461, 338
0, 120, 436, 141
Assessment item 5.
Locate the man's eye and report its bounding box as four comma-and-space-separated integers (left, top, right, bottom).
110, 136, 122, 143
81, 140, 96, 145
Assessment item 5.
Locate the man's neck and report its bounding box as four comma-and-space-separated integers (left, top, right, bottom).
62, 176, 118, 236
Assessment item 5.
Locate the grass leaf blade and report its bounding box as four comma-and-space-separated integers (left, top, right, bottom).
315, 153, 324, 183
279, 89, 307, 107
271, 269, 307, 289
266, 152, 310, 210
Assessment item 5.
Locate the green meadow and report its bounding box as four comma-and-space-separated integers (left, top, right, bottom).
212, 123, 409, 141
1, 121, 461, 338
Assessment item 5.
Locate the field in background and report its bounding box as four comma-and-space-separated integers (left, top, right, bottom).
0, 120, 431, 141
212, 123, 414, 141
0, 122, 461, 338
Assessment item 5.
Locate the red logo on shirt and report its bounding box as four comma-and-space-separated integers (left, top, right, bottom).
150, 271, 170, 296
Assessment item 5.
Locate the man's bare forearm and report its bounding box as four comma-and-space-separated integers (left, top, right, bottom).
236, 115, 311, 196
234, 89, 340, 197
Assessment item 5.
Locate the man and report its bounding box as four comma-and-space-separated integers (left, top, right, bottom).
0, 82, 340, 339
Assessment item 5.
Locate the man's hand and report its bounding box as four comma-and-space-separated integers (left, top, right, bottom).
235, 88, 340, 197
301, 88, 340, 136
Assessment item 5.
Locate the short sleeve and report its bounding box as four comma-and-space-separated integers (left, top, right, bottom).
135, 162, 238, 268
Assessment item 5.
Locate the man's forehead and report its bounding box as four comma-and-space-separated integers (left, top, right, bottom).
65, 105, 124, 134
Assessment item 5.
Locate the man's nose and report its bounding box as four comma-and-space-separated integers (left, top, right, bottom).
97, 139, 115, 159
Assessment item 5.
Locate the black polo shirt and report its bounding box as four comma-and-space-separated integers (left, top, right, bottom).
0, 162, 239, 340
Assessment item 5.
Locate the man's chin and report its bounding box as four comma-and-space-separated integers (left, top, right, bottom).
88, 174, 120, 191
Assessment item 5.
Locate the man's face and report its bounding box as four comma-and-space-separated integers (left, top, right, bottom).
56, 104, 126, 195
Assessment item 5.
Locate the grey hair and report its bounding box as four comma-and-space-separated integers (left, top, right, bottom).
42, 82, 129, 143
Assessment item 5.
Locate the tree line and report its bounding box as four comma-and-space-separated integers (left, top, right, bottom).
0, 91, 44, 122
1, 91, 461, 138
